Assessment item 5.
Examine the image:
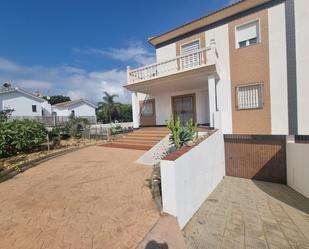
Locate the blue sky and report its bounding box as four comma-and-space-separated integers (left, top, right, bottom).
0, 0, 235, 103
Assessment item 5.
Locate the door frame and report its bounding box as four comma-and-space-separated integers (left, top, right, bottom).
171, 93, 197, 124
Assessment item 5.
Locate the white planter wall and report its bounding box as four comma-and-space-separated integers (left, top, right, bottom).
160, 130, 225, 228
287, 143, 309, 199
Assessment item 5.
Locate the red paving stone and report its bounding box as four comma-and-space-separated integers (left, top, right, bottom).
0, 146, 160, 249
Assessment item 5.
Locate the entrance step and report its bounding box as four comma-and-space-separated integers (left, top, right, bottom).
102, 127, 169, 151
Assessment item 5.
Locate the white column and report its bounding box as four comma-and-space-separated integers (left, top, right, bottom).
208, 75, 216, 128
132, 92, 140, 129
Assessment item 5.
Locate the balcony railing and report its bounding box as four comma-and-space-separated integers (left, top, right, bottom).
127, 45, 219, 84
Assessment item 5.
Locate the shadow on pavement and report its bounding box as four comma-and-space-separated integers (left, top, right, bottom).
145, 240, 169, 249
253, 180, 309, 214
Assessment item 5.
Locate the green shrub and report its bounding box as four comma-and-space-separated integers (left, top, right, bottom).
166, 116, 197, 150
110, 124, 123, 135
64, 116, 89, 138
48, 127, 70, 140
0, 109, 14, 121
0, 120, 47, 157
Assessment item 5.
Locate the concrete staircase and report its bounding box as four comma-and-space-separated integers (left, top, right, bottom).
103, 127, 169, 150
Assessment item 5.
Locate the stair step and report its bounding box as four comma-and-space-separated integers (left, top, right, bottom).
126, 134, 166, 140
113, 139, 157, 145
122, 136, 161, 141
105, 128, 168, 150
133, 129, 169, 134
102, 143, 152, 151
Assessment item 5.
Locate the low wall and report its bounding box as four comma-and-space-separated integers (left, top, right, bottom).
287, 142, 309, 199
160, 130, 225, 228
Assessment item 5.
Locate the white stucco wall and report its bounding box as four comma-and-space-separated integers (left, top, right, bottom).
41, 101, 52, 116
268, 3, 289, 135
52, 107, 70, 116
52, 102, 96, 117
161, 130, 226, 228
155, 88, 209, 125
287, 142, 309, 199
156, 43, 176, 62
206, 25, 233, 134
0, 91, 44, 116
295, 0, 309, 135
69, 103, 96, 117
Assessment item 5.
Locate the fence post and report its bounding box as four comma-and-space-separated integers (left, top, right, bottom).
46, 134, 50, 153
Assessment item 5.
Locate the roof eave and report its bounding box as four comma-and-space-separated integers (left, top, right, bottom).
148, 0, 272, 47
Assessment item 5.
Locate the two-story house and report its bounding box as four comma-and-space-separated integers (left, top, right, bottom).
125, 0, 308, 135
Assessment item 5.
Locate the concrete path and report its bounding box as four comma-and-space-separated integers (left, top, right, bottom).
184, 176, 309, 249
0, 146, 160, 249
136, 215, 187, 249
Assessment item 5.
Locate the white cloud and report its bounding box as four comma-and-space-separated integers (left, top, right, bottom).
17, 80, 53, 90
0, 58, 24, 72
80, 42, 155, 66
0, 57, 131, 104
228, 0, 240, 5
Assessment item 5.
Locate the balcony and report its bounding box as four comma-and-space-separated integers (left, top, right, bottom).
127, 44, 219, 85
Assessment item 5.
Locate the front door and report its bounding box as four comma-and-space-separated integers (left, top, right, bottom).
172, 94, 196, 125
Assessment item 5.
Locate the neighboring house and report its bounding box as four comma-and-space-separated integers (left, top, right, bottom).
125, 0, 308, 135
52, 99, 97, 122
0, 84, 52, 117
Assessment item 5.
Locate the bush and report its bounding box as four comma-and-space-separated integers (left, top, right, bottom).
0, 109, 14, 121
48, 127, 70, 140
110, 124, 123, 135
0, 120, 47, 157
64, 116, 89, 138
166, 116, 197, 150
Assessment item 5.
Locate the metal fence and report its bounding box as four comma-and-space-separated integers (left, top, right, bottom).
82, 123, 134, 140
8, 116, 97, 126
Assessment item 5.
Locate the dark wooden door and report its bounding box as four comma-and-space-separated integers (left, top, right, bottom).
172, 94, 196, 125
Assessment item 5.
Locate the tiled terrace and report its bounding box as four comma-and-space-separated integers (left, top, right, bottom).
184, 176, 309, 249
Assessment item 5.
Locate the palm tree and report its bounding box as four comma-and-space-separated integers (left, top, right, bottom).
98, 91, 119, 123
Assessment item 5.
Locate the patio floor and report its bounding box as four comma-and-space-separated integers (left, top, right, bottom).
184, 176, 309, 249
0, 146, 160, 249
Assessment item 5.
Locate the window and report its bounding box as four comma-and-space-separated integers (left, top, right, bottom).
181, 40, 200, 69
236, 83, 263, 110
141, 102, 154, 116
32, 105, 37, 112
236, 20, 260, 48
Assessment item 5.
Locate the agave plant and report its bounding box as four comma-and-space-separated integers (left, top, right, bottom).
166, 116, 197, 150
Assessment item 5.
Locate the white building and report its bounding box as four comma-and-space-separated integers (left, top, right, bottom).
0, 84, 51, 117
52, 99, 97, 122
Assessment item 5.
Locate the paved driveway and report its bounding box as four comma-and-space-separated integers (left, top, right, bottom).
184, 176, 309, 249
0, 146, 159, 249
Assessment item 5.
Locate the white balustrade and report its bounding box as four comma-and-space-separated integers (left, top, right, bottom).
127, 46, 218, 84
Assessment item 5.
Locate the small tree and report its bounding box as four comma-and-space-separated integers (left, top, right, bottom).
97, 92, 119, 123
43, 95, 71, 105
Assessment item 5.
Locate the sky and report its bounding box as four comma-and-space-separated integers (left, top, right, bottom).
0, 0, 237, 104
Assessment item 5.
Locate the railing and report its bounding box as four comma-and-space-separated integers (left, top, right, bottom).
7, 116, 97, 126
127, 44, 219, 84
